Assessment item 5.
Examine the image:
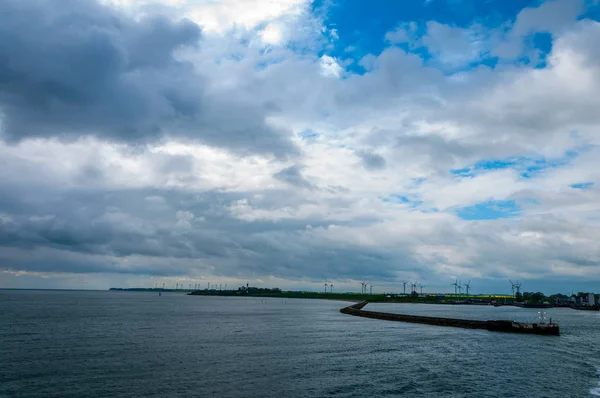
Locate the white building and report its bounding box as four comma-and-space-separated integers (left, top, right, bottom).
588, 293, 596, 307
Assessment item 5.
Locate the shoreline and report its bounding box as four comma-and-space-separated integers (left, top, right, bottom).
107, 288, 599, 310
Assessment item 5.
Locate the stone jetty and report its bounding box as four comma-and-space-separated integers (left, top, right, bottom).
340, 301, 560, 336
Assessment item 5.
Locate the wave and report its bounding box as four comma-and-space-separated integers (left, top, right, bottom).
590, 367, 600, 397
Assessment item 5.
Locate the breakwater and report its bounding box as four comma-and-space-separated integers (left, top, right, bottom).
341, 301, 560, 336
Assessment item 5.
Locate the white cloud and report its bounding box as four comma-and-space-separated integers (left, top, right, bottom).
385, 22, 419, 45
319, 54, 343, 77
104, 0, 309, 34
188, 0, 307, 33
492, 0, 585, 60
260, 22, 285, 45
2, 0, 600, 292
422, 22, 487, 66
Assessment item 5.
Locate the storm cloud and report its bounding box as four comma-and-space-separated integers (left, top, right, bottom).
0, 0, 297, 157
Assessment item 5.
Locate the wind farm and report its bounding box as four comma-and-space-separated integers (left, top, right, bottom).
113, 277, 479, 300
112, 278, 594, 308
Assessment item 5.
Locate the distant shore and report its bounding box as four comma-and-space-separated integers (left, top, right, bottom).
109, 287, 516, 305
108, 288, 600, 311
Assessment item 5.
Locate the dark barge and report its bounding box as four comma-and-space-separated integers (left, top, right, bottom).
341, 301, 560, 336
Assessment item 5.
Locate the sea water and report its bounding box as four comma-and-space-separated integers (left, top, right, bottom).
591, 367, 600, 397
1, 290, 599, 397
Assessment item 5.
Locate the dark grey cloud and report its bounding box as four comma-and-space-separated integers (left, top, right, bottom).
0, 180, 422, 280
1, 167, 600, 287
273, 165, 314, 189
0, 0, 297, 158
355, 150, 386, 170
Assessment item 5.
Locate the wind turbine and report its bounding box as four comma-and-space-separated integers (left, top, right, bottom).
329, 281, 334, 293
369, 283, 373, 295
464, 280, 471, 296
418, 284, 424, 294
324, 279, 329, 293
509, 280, 522, 298
360, 281, 365, 294
452, 278, 461, 295
401, 281, 408, 295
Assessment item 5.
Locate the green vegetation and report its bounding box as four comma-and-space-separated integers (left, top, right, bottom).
111, 287, 598, 308
189, 289, 385, 301
188, 289, 509, 304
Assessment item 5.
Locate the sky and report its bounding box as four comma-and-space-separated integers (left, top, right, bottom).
1, 0, 600, 295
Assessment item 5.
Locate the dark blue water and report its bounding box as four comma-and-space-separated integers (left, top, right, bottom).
1, 290, 599, 397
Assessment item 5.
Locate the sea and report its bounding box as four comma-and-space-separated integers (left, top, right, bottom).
1, 290, 599, 398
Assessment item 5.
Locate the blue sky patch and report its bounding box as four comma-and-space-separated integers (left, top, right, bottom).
456, 200, 520, 220
571, 182, 594, 190
297, 129, 320, 140
582, 0, 600, 21
412, 177, 426, 186
380, 194, 423, 209
451, 158, 520, 176
529, 32, 553, 68
451, 146, 592, 179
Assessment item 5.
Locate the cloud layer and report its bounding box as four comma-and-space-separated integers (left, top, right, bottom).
1, 0, 600, 293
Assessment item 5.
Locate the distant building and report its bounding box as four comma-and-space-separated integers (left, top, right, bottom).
572, 292, 597, 306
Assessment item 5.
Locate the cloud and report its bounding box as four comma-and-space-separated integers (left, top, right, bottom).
355, 150, 386, 171
0, 0, 297, 158
319, 55, 343, 77
385, 22, 419, 45
385, 20, 487, 68
493, 0, 585, 60
116, 0, 309, 34
273, 165, 314, 190
510, 0, 585, 36
422, 21, 487, 66
1, 0, 600, 292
